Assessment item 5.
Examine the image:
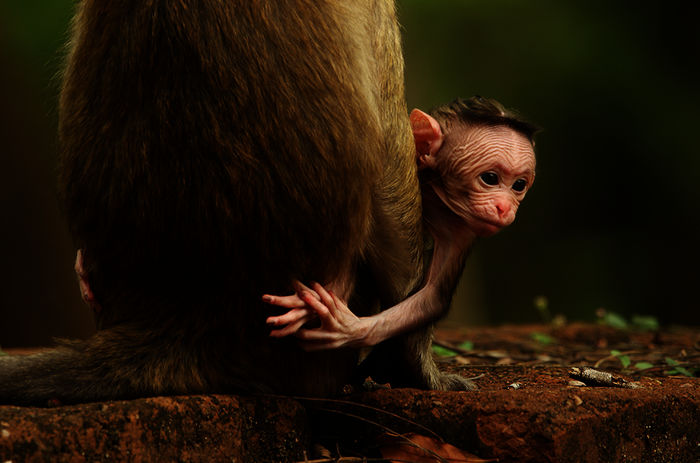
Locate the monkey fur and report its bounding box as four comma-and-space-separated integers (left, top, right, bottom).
0, 0, 478, 405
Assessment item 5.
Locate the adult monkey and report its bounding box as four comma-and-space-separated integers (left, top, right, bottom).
0, 0, 467, 405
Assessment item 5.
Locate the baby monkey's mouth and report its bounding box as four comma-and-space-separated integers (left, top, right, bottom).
472, 217, 510, 237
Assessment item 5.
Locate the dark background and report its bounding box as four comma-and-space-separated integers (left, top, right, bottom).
1, 1, 698, 347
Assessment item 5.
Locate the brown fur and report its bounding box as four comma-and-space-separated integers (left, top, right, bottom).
0, 0, 444, 405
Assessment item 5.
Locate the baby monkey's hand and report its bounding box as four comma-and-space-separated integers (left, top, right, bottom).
263, 281, 373, 351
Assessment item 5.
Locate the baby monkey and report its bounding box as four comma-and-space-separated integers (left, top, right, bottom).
264, 96, 537, 350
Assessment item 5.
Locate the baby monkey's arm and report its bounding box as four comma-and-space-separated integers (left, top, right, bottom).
264, 102, 536, 350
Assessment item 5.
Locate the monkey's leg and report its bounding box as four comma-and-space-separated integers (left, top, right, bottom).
356, 324, 476, 392
357, 231, 477, 392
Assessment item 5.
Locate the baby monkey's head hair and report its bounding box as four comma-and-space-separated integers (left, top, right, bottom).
430, 96, 540, 146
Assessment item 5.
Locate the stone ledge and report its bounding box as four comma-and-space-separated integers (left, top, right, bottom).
1, 375, 697, 462
352, 373, 700, 463
0, 395, 308, 462
2, 324, 698, 462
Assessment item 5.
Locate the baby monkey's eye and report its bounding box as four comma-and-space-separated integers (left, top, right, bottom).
512, 178, 528, 192
480, 172, 499, 186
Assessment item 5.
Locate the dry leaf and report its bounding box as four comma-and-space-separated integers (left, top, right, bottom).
380, 432, 491, 462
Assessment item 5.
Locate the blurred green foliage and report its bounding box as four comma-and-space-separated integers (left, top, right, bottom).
457, 340, 474, 351
399, 1, 700, 325
530, 332, 555, 346
1, 2, 72, 107
665, 358, 697, 377
432, 345, 459, 357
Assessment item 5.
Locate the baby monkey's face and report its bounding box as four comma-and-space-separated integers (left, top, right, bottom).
437, 124, 536, 237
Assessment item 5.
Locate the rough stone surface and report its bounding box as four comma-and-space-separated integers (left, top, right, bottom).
1, 324, 698, 462
349, 371, 699, 463
0, 395, 308, 462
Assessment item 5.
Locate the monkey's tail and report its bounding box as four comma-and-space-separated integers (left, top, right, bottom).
0, 325, 215, 406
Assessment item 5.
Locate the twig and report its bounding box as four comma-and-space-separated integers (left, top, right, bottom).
312, 408, 451, 463
296, 457, 378, 462
292, 396, 444, 441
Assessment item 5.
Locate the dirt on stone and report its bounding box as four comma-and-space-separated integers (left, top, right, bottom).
1, 323, 698, 462
305, 323, 699, 463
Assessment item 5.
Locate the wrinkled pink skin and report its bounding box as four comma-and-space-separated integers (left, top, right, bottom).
263, 109, 535, 351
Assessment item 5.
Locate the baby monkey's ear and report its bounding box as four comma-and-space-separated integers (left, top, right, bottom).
410, 109, 444, 170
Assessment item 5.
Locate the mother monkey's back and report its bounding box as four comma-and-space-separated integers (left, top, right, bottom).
0, 0, 422, 404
